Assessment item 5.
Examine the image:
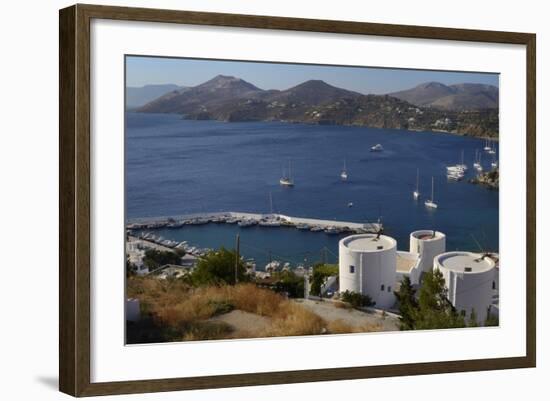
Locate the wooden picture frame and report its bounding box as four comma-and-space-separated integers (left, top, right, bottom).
59, 3, 536, 397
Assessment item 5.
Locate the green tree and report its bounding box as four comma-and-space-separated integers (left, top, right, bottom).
394, 276, 418, 330
309, 264, 338, 296
143, 249, 182, 270
414, 270, 466, 330
191, 247, 248, 286
273, 270, 305, 298
126, 258, 137, 278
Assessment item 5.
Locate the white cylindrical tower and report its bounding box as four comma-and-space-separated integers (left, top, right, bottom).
409, 230, 446, 276
434, 251, 496, 324
339, 234, 397, 309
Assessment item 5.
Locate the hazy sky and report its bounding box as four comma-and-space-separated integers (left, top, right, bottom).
126, 56, 499, 94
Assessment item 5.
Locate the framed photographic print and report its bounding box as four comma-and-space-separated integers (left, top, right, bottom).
59, 4, 536, 397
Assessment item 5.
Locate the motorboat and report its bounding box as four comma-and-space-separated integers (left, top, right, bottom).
370, 144, 384, 152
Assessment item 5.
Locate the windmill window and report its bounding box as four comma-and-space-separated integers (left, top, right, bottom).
380, 284, 385, 291
464, 267, 472, 272
492, 281, 496, 290
349, 265, 355, 274
387, 286, 392, 292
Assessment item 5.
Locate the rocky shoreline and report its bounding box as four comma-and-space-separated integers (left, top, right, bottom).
469, 169, 499, 190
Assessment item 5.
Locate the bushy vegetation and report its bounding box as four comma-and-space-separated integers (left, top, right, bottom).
191, 247, 249, 286
340, 290, 375, 308
309, 264, 338, 296
272, 270, 304, 298
126, 258, 137, 277
394, 270, 466, 330
143, 249, 182, 270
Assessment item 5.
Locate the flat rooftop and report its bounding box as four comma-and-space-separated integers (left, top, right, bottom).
436, 252, 495, 274
341, 234, 396, 252
397, 252, 419, 273
411, 230, 445, 241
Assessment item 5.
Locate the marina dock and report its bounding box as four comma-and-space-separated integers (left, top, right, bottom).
126, 211, 381, 234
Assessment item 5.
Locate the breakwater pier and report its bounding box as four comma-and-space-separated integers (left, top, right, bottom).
127, 211, 381, 235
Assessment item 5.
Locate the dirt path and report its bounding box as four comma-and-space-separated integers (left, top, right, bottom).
209, 310, 272, 337
297, 299, 399, 332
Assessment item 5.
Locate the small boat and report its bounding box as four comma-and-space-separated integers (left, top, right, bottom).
340, 159, 348, 181
447, 171, 463, 181
279, 160, 294, 186
238, 219, 257, 227
457, 150, 468, 171
370, 144, 384, 152
296, 223, 310, 230
265, 261, 281, 272
310, 226, 324, 232
484, 138, 492, 152
473, 149, 482, 170
446, 165, 465, 175
424, 177, 438, 209
413, 168, 420, 199
347, 202, 354, 208
258, 219, 281, 227
324, 226, 341, 234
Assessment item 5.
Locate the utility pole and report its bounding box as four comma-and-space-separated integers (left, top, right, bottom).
234, 233, 240, 284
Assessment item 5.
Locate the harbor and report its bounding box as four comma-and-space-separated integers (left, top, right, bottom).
127, 211, 382, 234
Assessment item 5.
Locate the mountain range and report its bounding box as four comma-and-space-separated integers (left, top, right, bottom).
126, 84, 186, 109
389, 81, 499, 110
135, 75, 499, 137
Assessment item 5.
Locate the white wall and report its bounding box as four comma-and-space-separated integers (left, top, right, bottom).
0, 0, 546, 400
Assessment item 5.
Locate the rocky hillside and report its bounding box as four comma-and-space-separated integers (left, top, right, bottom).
390, 82, 499, 110
138, 76, 499, 138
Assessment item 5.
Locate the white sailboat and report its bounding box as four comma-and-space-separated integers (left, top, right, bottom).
487, 139, 496, 154
424, 177, 438, 209
413, 168, 420, 199
484, 138, 491, 152
473, 149, 481, 169
457, 149, 468, 171
279, 160, 294, 186
340, 159, 348, 181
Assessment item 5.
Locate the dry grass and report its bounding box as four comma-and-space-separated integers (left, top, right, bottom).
333, 301, 352, 310
127, 278, 380, 342
327, 319, 383, 334
263, 302, 326, 337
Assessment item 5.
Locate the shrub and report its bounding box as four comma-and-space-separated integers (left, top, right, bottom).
272, 270, 305, 298
191, 247, 248, 286
340, 290, 375, 308
310, 264, 338, 296
143, 249, 182, 269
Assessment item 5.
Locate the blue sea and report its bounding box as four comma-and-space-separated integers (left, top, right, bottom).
126, 112, 499, 267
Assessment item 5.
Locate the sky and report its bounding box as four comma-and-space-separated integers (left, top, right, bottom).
126, 56, 499, 94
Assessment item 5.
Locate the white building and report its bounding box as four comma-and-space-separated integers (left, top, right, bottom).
434, 251, 497, 324
409, 230, 446, 280
339, 234, 397, 309
395, 230, 446, 285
